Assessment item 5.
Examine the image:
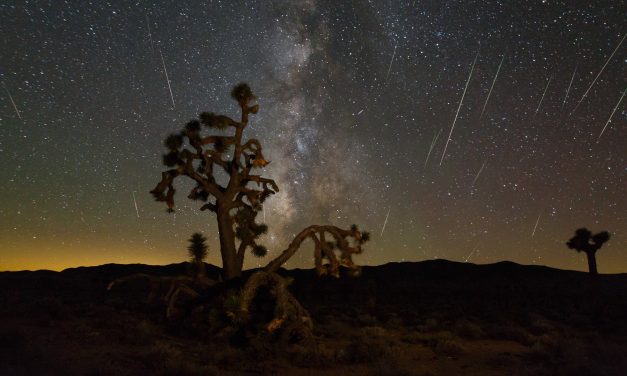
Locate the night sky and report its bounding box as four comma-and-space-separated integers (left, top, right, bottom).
1, 1, 625, 273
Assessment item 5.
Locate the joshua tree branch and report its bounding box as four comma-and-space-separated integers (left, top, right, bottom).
237, 270, 313, 338
263, 225, 365, 276
181, 150, 224, 200
245, 175, 279, 193
236, 239, 251, 266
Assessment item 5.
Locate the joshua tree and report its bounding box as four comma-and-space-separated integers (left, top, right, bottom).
150, 83, 369, 282
566, 228, 611, 275
151, 83, 275, 280
188, 232, 208, 279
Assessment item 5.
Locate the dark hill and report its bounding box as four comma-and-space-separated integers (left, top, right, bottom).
3, 259, 626, 331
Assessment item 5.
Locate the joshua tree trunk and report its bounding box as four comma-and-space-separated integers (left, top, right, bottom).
586, 251, 598, 275
217, 207, 241, 279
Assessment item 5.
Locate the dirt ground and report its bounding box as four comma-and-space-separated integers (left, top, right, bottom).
2, 261, 627, 375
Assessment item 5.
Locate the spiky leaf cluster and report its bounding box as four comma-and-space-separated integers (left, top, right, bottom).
566, 228, 611, 254
234, 207, 268, 256
165, 133, 183, 151
252, 245, 268, 258
231, 82, 255, 102
188, 232, 209, 263
199, 112, 232, 129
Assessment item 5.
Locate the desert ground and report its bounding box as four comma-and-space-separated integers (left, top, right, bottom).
2, 260, 627, 375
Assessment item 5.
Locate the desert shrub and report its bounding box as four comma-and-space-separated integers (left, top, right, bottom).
113, 317, 156, 346
385, 313, 404, 328
357, 313, 378, 326
134, 320, 157, 345
207, 308, 228, 330
362, 326, 387, 338
367, 360, 419, 376
316, 315, 357, 338
37, 296, 72, 320
453, 319, 484, 339
527, 314, 555, 336
485, 353, 522, 368
401, 330, 427, 344
339, 338, 395, 364
486, 324, 533, 345
159, 360, 219, 376
287, 345, 337, 368
137, 341, 193, 372
427, 331, 464, 356
223, 291, 240, 312
214, 346, 240, 367
527, 335, 562, 364
416, 317, 439, 332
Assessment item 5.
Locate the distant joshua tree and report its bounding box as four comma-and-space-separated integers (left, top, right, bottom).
566, 228, 611, 275
151, 83, 369, 281
188, 232, 208, 279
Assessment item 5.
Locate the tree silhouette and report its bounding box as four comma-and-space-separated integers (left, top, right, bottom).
151, 83, 369, 282
187, 232, 208, 279
151, 83, 275, 280
566, 228, 611, 275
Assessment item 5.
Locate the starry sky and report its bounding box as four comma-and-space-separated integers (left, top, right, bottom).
1, 1, 625, 273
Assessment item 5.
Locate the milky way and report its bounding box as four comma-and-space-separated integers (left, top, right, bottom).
0, 1, 625, 273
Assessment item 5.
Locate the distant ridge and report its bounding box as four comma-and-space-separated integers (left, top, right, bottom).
2, 259, 626, 277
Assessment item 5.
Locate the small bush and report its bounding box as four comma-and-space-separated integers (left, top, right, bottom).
339, 338, 394, 364
453, 319, 484, 339
526, 333, 563, 363
386, 313, 404, 328
416, 318, 439, 332
429, 332, 464, 356
362, 326, 387, 338
38, 297, 72, 320
159, 360, 219, 376
287, 345, 336, 368
486, 324, 533, 345
214, 346, 240, 367
357, 313, 377, 326
401, 330, 427, 344
367, 360, 418, 376
528, 314, 555, 335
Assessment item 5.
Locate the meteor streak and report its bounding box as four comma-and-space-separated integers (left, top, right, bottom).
132, 191, 140, 218
534, 75, 553, 116
464, 243, 479, 262
471, 158, 487, 189
571, 33, 626, 115
159, 48, 175, 108
424, 128, 442, 168
3, 82, 21, 119
385, 42, 398, 84
439, 51, 479, 166
562, 63, 577, 109
598, 88, 626, 141
480, 53, 505, 119
380, 207, 391, 237
531, 212, 541, 238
